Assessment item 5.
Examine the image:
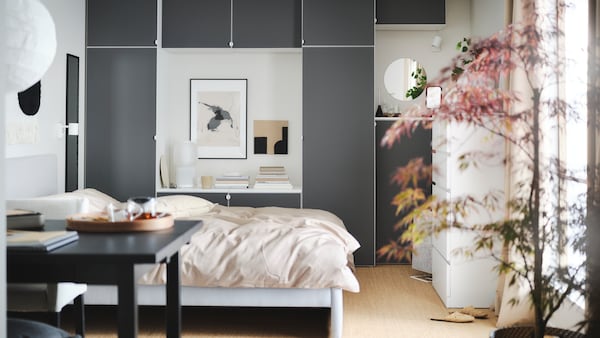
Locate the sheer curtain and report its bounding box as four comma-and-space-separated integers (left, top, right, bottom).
495, 0, 539, 326
497, 0, 590, 328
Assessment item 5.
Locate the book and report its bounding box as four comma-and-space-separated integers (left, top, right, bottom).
7, 209, 45, 230
7, 230, 79, 252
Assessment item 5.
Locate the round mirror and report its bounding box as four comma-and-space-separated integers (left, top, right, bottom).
383, 58, 427, 101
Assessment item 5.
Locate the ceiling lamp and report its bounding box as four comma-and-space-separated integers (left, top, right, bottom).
5, 0, 57, 93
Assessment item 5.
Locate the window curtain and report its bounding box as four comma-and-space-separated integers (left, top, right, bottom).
587, 0, 599, 335
496, 0, 574, 328
496, 0, 539, 326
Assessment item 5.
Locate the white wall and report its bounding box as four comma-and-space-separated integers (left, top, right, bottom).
471, 0, 506, 38
4, 0, 85, 192
156, 49, 303, 187
375, 0, 472, 113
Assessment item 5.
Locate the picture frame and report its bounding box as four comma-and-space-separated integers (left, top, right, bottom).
190, 79, 247, 159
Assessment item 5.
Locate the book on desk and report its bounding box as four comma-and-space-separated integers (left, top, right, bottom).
7, 229, 79, 252
7, 209, 45, 230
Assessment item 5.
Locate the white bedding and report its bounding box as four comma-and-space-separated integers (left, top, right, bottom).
13, 189, 361, 293
139, 205, 361, 292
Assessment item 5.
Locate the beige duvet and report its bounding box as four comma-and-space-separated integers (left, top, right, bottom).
139, 205, 361, 292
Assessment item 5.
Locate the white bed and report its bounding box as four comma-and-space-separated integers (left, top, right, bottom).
5, 155, 360, 338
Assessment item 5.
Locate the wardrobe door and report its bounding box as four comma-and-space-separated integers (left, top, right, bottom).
87, 0, 157, 46
162, 0, 231, 48
86, 48, 156, 201
303, 47, 374, 265
232, 0, 301, 48
303, 0, 374, 46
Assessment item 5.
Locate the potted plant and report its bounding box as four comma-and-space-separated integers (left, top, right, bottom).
378, 3, 588, 338
405, 65, 427, 100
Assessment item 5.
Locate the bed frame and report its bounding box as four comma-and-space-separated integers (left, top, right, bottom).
85, 284, 343, 338
7, 155, 345, 338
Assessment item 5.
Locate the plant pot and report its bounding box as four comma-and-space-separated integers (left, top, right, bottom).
490, 326, 586, 338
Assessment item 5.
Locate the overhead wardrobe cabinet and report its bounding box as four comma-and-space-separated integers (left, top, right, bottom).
302, 0, 375, 266
375, 0, 446, 25
162, 0, 301, 48
85, 0, 157, 201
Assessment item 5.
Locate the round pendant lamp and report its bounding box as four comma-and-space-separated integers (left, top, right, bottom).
5, 0, 57, 93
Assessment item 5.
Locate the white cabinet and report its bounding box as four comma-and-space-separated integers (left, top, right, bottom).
431, 120, 504, 308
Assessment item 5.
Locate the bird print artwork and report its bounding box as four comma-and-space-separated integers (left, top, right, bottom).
200, 102, 234, 131
191, 79, 246, 158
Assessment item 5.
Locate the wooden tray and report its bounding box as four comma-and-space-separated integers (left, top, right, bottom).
66, 213, 174, 233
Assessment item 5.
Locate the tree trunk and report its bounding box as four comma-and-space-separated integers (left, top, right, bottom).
531, 90, 546, 338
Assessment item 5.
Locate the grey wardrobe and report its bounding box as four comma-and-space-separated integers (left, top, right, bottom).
302, 0, 375, 266
85, 0, 157, 201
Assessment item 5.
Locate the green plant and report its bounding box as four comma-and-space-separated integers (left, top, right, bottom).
379, 3, 588, 338
405, 66, 427, 100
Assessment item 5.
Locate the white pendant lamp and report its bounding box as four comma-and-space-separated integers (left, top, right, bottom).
5, 0, 57, 93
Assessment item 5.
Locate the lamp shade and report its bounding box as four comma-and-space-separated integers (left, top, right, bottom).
5, 0, 57, 93
172, 141, 197, 167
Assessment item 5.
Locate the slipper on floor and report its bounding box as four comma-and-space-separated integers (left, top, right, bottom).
430, 311, 475, 323
455, 306, 489, 319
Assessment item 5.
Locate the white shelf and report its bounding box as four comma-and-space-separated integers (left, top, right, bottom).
157, 187, 302, 194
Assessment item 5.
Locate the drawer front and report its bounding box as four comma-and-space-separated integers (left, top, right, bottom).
158, 192, 301, 208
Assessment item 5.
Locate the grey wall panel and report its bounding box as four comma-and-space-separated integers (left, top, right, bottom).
303, 47, 374, 265
86, 48, 156, 201
375, 121, 431, 264
87, 0, 157, 46
376, 0, 445, 25
162, 0, 231, 48
66, 54, 80, 192
303, 0, 374, 46
232, 0, 301, 48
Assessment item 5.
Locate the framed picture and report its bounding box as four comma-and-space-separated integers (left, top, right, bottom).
190, 79, 247, 159
253, 120, 288, 155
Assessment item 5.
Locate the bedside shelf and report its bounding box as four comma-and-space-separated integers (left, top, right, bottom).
157, 187, 302, 208
157, 187, 301, 194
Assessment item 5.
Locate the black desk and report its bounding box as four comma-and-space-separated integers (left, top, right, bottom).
7, 220, 202, 338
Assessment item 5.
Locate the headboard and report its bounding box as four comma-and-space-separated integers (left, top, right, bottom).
5, 155, 58, 199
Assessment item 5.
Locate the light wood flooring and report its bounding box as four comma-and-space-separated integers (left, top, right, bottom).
34, 265, 498, 337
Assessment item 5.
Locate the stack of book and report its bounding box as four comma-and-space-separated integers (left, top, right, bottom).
254, 166, 293, 189
214, 174, 250, 189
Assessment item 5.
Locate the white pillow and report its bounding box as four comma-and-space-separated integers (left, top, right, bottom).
156, 195, 214, 218
68, 188, 121, 212
7, 196, 89, 220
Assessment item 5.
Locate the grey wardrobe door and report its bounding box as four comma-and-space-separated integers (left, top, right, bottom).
162, 0, 231, 48
86, 48, 156, 201
303, 47, 374, 265
303, 0, 374, 46
376, 0, 445, 25
376, 121, 432, 264
87, 0, 157, 46
232, 0, 301, 48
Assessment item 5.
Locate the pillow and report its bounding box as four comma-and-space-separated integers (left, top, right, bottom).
7, 196, 89, 220
68, 188, 121, 212
156, 195, 214, 218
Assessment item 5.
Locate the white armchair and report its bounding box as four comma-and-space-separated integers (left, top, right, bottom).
6, 196, 89, 337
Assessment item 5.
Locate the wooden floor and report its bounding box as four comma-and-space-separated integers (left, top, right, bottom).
40, 265, 498, 337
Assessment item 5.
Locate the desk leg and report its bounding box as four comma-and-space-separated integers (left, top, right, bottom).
166, 251, 181, 338
118, 264, 138, 338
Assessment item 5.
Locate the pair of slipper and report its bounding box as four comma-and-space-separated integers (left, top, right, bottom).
430, 306, 489, 323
